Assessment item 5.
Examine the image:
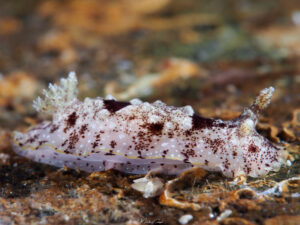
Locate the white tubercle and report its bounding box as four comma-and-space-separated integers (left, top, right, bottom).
104, 94, 117, 100
129, 98, 143, 105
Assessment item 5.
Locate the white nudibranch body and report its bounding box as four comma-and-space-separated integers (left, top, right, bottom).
12, 72, 287, 177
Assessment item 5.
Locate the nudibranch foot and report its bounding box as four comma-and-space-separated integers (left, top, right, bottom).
12, 72, 288, 178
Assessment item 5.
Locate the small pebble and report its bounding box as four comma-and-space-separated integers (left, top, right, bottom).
217, 210, 232, 221
179, 214, 193, 225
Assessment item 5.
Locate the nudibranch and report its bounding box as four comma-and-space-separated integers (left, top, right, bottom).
12, 72, 287, 177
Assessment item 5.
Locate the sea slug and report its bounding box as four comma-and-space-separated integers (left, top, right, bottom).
12, 72, 287, 177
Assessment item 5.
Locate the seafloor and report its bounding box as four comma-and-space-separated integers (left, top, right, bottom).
0, 0, 299, 224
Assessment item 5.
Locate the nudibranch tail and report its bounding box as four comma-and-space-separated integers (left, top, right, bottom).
33, 71, 78, 114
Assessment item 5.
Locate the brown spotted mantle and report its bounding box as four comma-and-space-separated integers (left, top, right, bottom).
12, 73, 287, 177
